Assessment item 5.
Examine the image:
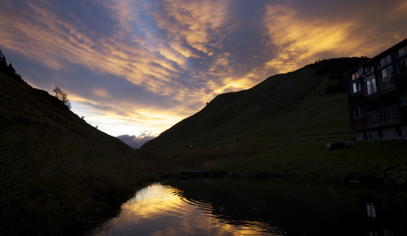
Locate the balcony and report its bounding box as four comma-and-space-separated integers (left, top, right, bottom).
383, 105, 401, 120
365, 105, 401, 128
366, 110, 381, 123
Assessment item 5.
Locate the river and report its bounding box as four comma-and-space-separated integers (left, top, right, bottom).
91, 179, 407, 236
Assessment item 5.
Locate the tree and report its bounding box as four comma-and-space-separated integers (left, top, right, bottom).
0, 49, 24, 82
53, 86, 71, 109
7, 63, 16, 75
0, 49, 5, 63
0, 49, 8, 72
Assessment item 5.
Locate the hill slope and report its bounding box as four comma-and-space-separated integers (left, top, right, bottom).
0, 54, 149, 235
143, 58, 368, 150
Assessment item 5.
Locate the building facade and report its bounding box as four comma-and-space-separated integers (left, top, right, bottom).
346, 39, 407, 140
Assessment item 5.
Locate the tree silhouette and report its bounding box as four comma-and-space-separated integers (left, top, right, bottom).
0, 49, 5, 63
0, 49, 8, 72
7, 63, 16, 75
0, 49, 23, 81
53, 86, 71, 109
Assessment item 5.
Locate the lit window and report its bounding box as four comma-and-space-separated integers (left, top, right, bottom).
380, 55, 392, 67
352, 82, 361, 94
351, 68, 363, 80
399, 45, 407, 57
381, 66, 393, 81
365, 75, 377, 95
366, 202, 376, 219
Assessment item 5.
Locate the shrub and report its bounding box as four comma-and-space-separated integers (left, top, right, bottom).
53, 86, 71, 109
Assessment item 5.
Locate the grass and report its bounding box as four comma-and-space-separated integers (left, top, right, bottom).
0, 126, 155, 235
145, 132, 407, 189
194, 138, 407, 188
0, 71, 159, 235
140, 57, 407, 188
2, 56, 405, 235
143, 58, 368, 150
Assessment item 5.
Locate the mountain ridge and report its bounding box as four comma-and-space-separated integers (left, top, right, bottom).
142, 57, 369, 150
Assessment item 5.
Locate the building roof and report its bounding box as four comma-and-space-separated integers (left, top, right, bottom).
344, 38, 407, 76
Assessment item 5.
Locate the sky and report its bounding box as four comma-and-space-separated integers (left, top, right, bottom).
1, 0, 406, 139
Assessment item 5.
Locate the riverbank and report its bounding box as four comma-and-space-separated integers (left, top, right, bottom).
149, 138, 407, 189
83, 138, 407, 234
214, 139, 407, 188
3, 135, 406, 236
92, 178, 407, 236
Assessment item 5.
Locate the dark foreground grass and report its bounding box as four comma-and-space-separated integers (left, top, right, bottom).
0, 127, 154, 236
0, 70, 160, 236
2, 125, 407, 235
146, 134, 407, 189
198, 138, 407, 188
2, 57, 406, 235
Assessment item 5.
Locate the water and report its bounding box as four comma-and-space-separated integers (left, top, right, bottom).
92, 179, 407, 236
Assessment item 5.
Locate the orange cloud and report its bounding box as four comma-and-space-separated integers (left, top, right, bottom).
0, 2, 179, 96
1, 1, 406, 137
262, 3, 407, 74
152, 0, 231, 55
93, 88, 111, 98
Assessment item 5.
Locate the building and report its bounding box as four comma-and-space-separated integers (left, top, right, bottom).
345, 38, 407, 140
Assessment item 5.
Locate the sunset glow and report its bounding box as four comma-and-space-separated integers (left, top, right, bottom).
96, 183, 273, 235
1, 0, 406, 137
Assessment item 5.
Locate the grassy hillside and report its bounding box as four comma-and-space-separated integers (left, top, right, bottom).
143, 58, 369, 150
0, 64, 152, 235
2, 53, 404, 235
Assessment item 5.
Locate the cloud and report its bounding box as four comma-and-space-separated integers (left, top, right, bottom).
152, 0, 231, 55
68, 92, 188, 136
117, 133, 155, 149
262, 1, 407, 74
0, 1, 178, 95
93, 88, 111, 98
0, 1, 242, 109
0, 0, 406, 137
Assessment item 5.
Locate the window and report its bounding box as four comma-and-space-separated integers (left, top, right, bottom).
381, 66, 393, 81
351, 67, 364, 80
400, 57, 407, 72
399, 45, 407, 57
365, 66, 374, 74
352, 82, 361, 94
353, 107, 363, 119
365, 75, 377, 95
380, 55, 392, 67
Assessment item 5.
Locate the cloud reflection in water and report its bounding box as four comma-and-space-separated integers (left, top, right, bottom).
93, 183, 281, 236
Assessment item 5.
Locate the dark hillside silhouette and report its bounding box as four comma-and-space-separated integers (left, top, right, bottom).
0, 50, 151, 236
143, 57, 369, 150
